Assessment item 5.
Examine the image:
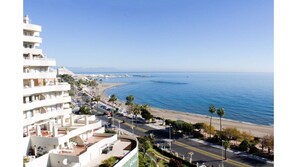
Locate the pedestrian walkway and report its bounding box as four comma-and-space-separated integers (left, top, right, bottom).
189, 138, 274, 165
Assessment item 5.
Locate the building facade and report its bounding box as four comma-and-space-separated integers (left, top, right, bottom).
22, 16, 138, 167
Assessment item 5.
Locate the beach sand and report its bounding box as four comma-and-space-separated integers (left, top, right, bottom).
93, 82, 273, 138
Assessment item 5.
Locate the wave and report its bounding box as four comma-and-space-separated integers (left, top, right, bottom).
150, 80, 188, 85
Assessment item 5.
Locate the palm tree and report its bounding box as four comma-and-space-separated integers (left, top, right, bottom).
217, 108, 225, 139
133, 104, 141, 118
125, 95, 135, 134
125, 95, 134, 106
208, 104, 216, 138
222, 140, 230, 160
108, 94, 117, 127
141, 104, 149, 110
95, 95, 100, 112
109, 94, 117, 105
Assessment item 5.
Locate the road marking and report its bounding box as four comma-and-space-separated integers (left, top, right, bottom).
114, 117, 251, 167
174, 141, 251, 167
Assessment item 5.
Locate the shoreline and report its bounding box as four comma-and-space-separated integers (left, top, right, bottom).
93, 82, 273, 138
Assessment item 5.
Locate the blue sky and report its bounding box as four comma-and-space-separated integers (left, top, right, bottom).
24, 0, 273, 72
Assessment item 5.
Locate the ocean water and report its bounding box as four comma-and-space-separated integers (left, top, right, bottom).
96, 72, 273, 126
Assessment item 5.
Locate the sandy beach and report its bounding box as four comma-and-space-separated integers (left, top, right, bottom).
94, 82, 273, 138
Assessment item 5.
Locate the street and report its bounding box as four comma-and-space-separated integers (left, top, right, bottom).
96, 114, 273, 167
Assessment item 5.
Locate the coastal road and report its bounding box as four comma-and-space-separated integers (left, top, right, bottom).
97, 114, 273, 167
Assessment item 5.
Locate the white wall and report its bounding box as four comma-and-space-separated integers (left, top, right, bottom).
30, 136, 59, 153
49, 153, 79, 167
114, 136, 139, 167
24, 153, 50, 167
49, 134, 117, 167
23, 136, 31, 155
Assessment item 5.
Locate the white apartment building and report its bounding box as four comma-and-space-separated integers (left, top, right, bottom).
22, 16, 138, 167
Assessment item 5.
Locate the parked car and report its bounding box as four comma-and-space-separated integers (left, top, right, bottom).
100, 105, 107, 109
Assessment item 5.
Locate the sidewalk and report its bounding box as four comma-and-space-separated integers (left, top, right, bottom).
189, 138, 274, 165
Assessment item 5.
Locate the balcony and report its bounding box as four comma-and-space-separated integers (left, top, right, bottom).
23, 23, 42, 32
23, 108, 72, 126
23, 71, 57, 79
49, 134, 118, 166
23, 58, 56, 67
23, 82, 70, 96
23, 48, 42, 55
23, 96, 71, 111
23, 36, 42, 43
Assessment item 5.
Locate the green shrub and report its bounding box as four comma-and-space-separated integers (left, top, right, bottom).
238, 140, 250, 152
100, 156, 118, 167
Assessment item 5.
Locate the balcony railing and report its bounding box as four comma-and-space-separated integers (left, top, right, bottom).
23, 48, 42, 54
23, 71, 57, 79
23, 23, 41, 32
23, 36, 42, 43
23, 58, 56, 67
23, 96, 71, 111
24, 108, 72, 126
23, 83, 70, 96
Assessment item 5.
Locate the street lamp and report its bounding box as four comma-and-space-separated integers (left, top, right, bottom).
188, 152, 194, 163
169, 124, 172, 151
221, 140, 224, 167
131, 113, 134, 135
118, 120, 121, 135
112, 104, 115, 129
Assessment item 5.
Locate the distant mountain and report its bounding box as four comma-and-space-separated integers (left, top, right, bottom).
66, 67, 120, 73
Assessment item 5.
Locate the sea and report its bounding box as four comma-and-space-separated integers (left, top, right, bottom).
83, 72, 274, 126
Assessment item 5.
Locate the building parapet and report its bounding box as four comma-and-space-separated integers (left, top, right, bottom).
23, 83, 70, 96
23, 36, 42, 43
23, 108, 72, 126
113, 135, 139, 167
23, 96, 71, 111
24, 153, 50, 167
23, 23, 42, 32
23, 71, 57, 79
23, 48, 42, 55
23, 58, 56, 67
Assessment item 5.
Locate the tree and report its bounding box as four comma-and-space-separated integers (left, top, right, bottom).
79, 105, 91, 115
168, 158, 182, 167
193, 123, 205, 131
141, 109, 153, 121
165, 119, 175, 126
108, 94, 117, 127
208, 104, 216, 138
222, 140, 230, 160
132, 104, 142, 117
182, 122, 194, 134
222, 127, 241, 142
261, 135, 274, 154
125, 95, 135, 133
142, 140, 152, 157
141, 104, 149, 110
174, 120, 185, 131
240, 131, 254, 142
59, 74, 75, 86
94, 95, 100, 102
203, 124, 216, 136
239, 140, 250, 152
125, 95, 134, 106
216, 107, 225, 139
109, 94, 117, 104
68, 90, 75, 96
